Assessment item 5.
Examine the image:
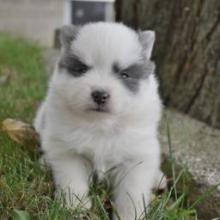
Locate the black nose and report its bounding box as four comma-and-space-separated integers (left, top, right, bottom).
91, 90, 110, 105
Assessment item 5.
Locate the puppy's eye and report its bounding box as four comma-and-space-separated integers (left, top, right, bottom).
67, 62, 89, 76
120, 71, 129, 79
74, 64, 88, 74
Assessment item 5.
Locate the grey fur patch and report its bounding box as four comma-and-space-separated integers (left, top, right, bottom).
60, 25, 80, 48
113, 61, 155, 93
59, 52, 90, 77
138, 31, 155, 59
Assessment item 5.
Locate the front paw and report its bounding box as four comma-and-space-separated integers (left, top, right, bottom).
55, 189, 92, 210
154, 170, 167, 191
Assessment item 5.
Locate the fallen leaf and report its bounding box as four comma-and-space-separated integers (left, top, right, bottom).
0, 74, 10, 84
0, 66, 14, 85
1, 118, 39, 155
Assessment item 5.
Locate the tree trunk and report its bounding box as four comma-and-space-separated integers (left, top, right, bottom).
115, 0, 220, 128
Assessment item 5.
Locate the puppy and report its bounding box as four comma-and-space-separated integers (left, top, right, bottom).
34, 22, 162, 220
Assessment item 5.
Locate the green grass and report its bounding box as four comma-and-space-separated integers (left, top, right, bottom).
0, 34, 200, 220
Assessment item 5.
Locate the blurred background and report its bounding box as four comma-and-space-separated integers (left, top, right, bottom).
0, 0, 115, 46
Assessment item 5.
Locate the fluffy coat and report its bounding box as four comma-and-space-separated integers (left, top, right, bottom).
34, 22, 163, 220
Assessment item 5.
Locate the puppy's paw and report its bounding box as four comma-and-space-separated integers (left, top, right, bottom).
55, 189, 92, 210
155, 170, 167, 191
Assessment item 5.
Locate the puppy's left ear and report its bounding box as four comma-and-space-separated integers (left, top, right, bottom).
60, 25, 79, 48
139, 31, 155, 59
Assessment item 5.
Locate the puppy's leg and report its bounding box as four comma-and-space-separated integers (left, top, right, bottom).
113, 161, 157, 220
50, 154, 92, 209
34, 101, 46, 135
154, 169, 167, 190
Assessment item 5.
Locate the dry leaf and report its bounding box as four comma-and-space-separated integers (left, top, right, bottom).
1, 118, 39, 154
0, 74, 10, 84
0, 67, 14, 85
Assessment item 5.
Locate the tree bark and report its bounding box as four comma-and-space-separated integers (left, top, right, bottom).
115, 0, 220, 128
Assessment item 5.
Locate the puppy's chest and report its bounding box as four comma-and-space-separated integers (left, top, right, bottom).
66, 126, 140, 168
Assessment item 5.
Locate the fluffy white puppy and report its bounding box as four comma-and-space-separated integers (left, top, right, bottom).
34, 22, 163, 220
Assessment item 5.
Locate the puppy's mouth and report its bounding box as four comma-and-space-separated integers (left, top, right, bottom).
87, 105, 110, 113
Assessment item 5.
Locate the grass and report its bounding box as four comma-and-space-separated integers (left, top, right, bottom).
0, 34, 201, 220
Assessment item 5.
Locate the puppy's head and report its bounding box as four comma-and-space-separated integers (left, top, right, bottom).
52, 22, 156, 120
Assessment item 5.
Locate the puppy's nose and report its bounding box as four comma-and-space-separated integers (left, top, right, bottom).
91, 90, 110, 105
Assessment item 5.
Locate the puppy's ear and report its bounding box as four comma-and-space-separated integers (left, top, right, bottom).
60, 25, 79, 48
139, 31, 155, 59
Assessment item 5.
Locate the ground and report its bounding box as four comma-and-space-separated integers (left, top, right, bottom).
0, 34, 217, 220
160, 110, 220, 219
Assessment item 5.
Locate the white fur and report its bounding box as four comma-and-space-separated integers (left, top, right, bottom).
34, 22, 162, 220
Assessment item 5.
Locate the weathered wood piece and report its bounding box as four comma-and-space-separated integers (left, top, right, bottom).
115, 0, 220, 128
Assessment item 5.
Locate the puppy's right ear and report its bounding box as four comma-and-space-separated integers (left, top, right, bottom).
60, 25, 79, 48
139, 30, 155, 59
